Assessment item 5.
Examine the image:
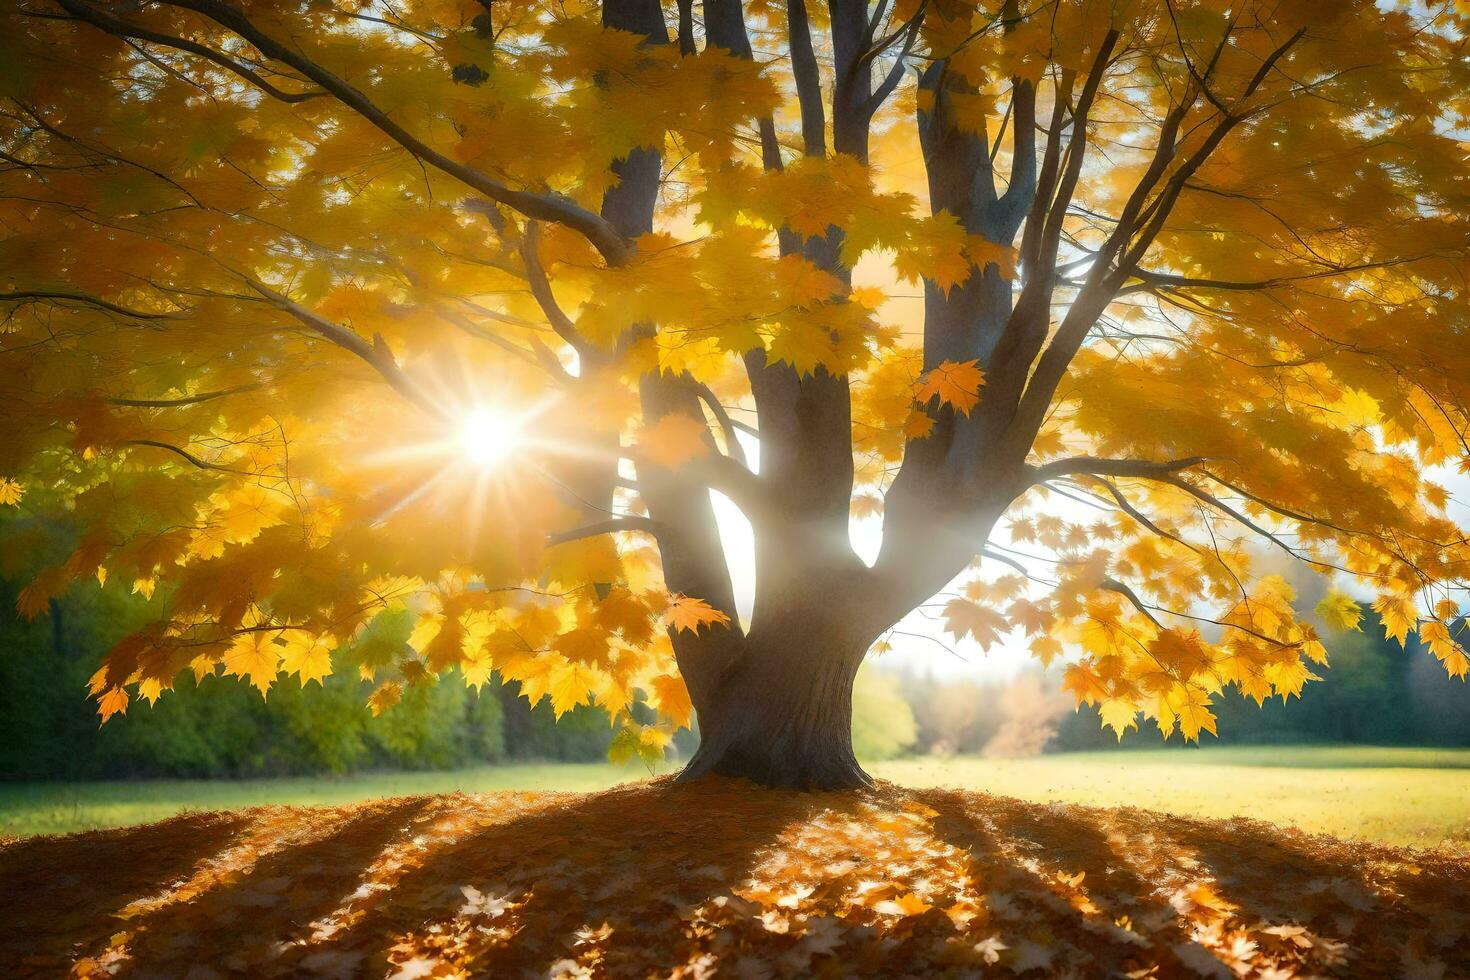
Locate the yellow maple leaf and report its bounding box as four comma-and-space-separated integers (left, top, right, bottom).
916, 359, 985, 416
0, 477, 23, 506
1006, 599, 1053, 637
547, 662, 600, 718
462, 657, 494, 691
666, 594, 732, 633
1031, 634, 1063, 667
97, 686, 129, 723
1063, 662, 1109, 705
1098, 698, 1138, 741
280, 632, 336, 686
943, 598, 1008, 649
501, 651, 560, 708
593, 587, 655, 644
1335, 388, 1380, 426
216, 485, 283, 544
1265, 657, 1318, 699
774, 253, 845, 307
1149, 629, 1209, 680
1372, 593, 1417, 645
1315, 591, 1362, 632
367, 680, 401, 716
136, 677, 168, 706
1175, 686, 1218, 742
222, 631, 282, 694
1420, 620, 1470, 679
766, 320, 836, 376
543, 536, 624, 588
555, 627, 613, 668
649, 672, 694, 729
903, 410, 936, 439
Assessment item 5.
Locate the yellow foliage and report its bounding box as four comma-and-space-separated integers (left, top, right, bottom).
222, 631, 283, 695
915, 359, 985, 416
1316, 592, 1362, 632
0, 0, 1464, 748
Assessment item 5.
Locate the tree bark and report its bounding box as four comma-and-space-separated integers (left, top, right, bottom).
613, 0, 1013, 790
681, 614, 877, 790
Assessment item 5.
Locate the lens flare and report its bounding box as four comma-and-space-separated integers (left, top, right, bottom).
459, 407, 522, 467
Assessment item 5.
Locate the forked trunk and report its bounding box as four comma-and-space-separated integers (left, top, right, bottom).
679, 618, 875, 791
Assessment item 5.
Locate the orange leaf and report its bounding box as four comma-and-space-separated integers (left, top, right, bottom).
97, 686, 129, 724
649, 672, 694, 729
666, 594, 732, 634
916, 359, 985, 416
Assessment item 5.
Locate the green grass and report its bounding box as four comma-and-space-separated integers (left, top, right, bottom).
870, 746, 1470, 850
4, 746, 1468, 848
0, 762, 675, 839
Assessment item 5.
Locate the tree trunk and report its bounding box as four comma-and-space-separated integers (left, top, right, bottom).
680, 612, 876, 790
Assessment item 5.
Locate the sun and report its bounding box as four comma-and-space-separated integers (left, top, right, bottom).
459, 406, 523, 468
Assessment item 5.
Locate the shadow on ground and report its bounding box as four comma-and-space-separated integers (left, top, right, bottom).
3, 778, 1465, 977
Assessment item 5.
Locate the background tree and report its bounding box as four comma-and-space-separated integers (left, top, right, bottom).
1, 0, 1468, 788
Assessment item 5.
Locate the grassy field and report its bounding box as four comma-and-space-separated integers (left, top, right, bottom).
872, 746, 1470, 850
3, 745, 1467, 848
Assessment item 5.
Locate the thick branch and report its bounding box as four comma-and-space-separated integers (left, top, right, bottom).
1000, 28, 1308, 459
787, 0, 826, 156
1100, 577, 1165, 631
1027, 455, 1210, 483
244, 278, 441, 417
676, 0, 696, 55
123, 439, 251, 474
692, 381, 750, 467
1017, 32, 1119, 310
107, 383, 264, 407
994, 77, 1036, 229
138, 0, 631, 264
863, 5, 926, 117
520, 222, 592, 359
1086, 477, 1200, 553
439, 306, 571, 380
52, 0, 327, 103
0, 290, 188, 321
1119, 257, 1429, 295
546, 516, 659, 545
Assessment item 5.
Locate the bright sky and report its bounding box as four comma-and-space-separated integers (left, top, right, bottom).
709, 430, 1057, 682
705, 427, 1470, 682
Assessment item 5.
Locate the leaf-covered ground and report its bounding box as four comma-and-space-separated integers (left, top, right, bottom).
2, 779, 1465, 978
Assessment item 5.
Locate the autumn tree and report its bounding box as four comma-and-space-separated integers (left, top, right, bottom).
3, 0, 1469, 788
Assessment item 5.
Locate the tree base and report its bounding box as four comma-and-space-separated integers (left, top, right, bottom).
679, 737, 873, 791
676, 626, 873, 791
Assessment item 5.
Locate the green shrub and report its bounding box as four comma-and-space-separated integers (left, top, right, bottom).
851, 664, 918, 760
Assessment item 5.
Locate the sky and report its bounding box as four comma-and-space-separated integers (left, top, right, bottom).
703, 428, 1470, 683
708, 430, 1055, 682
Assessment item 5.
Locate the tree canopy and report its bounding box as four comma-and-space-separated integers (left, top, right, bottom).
2, 0, 1469, 782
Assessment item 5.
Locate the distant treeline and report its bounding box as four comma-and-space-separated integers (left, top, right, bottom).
4, 572, 1466, 781
886, 610, 1470, 757
0, 578, 626, 780
1054, 612, 1470, 751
